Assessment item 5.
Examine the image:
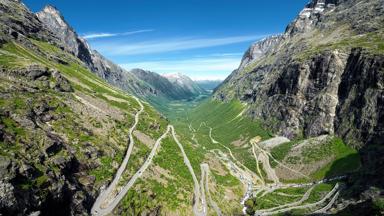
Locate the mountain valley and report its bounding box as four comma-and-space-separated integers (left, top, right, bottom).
0, 0, 383, 215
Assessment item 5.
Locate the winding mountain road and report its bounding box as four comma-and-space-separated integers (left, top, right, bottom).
255, 183, 340, 216
170, 125, 207, 216
201, 164, 222, 216
256, 186, 315, 214
91, 108, 344, 216
92, 122, 209, 216
91, 96, 144, 216
253, 141, 310, 180
252, 143, 265, 185
208, 127, 261, 184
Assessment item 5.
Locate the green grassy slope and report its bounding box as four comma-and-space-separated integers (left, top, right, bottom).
0, 38, 206, 215
186, 100, 272, 172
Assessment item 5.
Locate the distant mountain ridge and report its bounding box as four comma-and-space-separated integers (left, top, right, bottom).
162, 73, 206, 96
195, 80, 222, 91
131, 69, 206, 100
34, 5, 202, 101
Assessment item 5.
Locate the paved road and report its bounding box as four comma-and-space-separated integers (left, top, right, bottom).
255, 183, 340, 216
170, 125, 207, 216
252, 143, 265, 185
92, 121, 211, 216
201, 164, 222, 216
91, 96, 144, 216
206, 125, 259, 214
208, 127, 261, 183
257, 186, 315, 214
253, 141, 309, 180
188, 122, 222, 216
92, 125, 171, 215
313, 190, 340, 214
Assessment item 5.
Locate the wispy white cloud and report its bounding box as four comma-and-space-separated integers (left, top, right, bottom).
120, 57, 241, 80
82, 29, 154, 39
194, 52, 244, 58
93, 34, 268, 56
83, 33, 116, 39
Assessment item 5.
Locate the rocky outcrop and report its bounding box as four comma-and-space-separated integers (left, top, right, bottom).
285, 0, 338, 36
285, 0, 383, 36
0, 0, 58, 44
238, 35, 283, 71
36, 6, 84, 58
0, 69, 86, 215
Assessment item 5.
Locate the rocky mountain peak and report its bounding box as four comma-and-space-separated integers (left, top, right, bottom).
163, 72, 186, 80
36, 5, 79, 56
163, 73, 193, 86
238, 34, 283, 70
285, 0, 338, 36
162, 73, 206, 95
37, 5, 70, 30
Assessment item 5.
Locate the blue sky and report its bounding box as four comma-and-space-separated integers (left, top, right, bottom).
24, 0, 308, 80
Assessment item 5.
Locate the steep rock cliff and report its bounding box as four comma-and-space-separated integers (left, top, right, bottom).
214, 0, 384, 208
214, 0, 384, 145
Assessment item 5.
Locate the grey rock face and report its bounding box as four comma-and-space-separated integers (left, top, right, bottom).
35, 5, 94, 70
0, 0, 55, 43
36, 6, 79, 56
335, 48, 384, 148
219, 50, 349, 139
51, 69, 73, 92
214, 0, 384, 146
285, 0, 338, 36
285, 0, 384, 36
88, 50, 153, 96
239, 35, 283, 71
214, 1, 384, 207
0, 180, 16, 211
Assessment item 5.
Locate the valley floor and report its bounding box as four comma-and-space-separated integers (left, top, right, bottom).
92, 96, 361, 215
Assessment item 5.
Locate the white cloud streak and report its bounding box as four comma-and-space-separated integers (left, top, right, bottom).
82, 29, 154, 39
93, 34, 267, 56
120, 57, 241, 80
